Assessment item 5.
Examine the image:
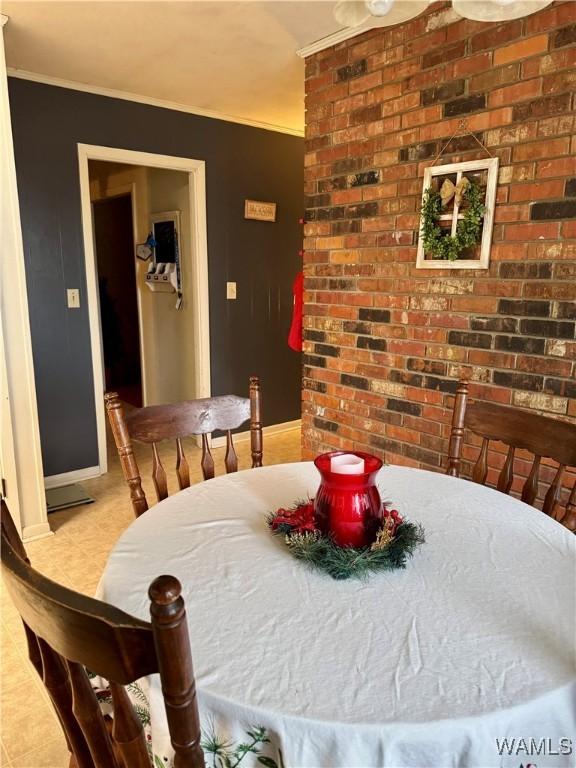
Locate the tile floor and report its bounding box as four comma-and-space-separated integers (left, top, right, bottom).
0, 429, 302, 767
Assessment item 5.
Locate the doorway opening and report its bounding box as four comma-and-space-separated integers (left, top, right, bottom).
79, 145, 210, 476
93, 193, 142, 407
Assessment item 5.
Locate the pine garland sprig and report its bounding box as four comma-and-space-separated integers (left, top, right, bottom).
277, 523, 425, 580
268, 502, 425, 581
420, 178, 485, 261
201, 722, 280, 768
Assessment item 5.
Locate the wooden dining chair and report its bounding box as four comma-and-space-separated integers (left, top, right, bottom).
0, 500, 205, 768
446, 380, 576, 531
105, 376, 263, 517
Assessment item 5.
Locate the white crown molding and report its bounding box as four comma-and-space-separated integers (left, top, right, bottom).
1, 15, 9, 28
297, 23, 380, 57
6, 68, 305, 137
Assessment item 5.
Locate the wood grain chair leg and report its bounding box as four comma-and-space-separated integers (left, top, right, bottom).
446, 379, 468, 477
105, 392, 149, 517
249, 376, 263, 468
149, 576, 204, 768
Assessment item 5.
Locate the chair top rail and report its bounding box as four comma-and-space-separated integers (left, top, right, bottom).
126, 395, 251, 443
466, 400, 576, 467
1, 539, 157, 684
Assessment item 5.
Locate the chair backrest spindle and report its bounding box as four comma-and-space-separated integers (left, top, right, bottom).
109, 681, 151, 768
152, 442, 169, 502
543, 464, 565, 518
521, 455, 541, 506
497, 445, 515, 494
472, 437, 489, 485
67, 658, 120, 767
201, 433, 215, 480
564, 485, 576, 531
176, 438, 191, 490
37, 636, 93, 766
225, 430, 238, 474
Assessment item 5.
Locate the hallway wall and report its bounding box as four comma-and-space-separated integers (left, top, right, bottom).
9, 78, 304, 477
148, 167, 196, 404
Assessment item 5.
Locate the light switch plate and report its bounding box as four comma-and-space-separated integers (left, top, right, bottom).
67, 288, 80, 309
226, 282, 237, 300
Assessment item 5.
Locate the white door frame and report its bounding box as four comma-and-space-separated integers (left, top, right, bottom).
1, 16, 50, 540
78, 144, 211, 475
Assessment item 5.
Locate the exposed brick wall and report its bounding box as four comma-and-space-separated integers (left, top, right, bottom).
302, 1, 576, 503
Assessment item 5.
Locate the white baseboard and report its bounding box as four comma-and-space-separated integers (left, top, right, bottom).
211, 419, 301, 449
22, 522, 53, 542
44, 465, 101, 490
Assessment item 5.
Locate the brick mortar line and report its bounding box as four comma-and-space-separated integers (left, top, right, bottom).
306, 352, 575, 368
305, 34, 568, 89
310, 366, 576, 382
305, 142, 573, 163
306, 361, 573, 382
305, 165, 573, 183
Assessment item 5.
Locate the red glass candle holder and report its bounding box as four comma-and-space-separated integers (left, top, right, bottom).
313, 451, 383, 548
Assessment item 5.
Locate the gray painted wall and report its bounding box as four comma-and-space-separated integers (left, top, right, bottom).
8, 78, 304, 477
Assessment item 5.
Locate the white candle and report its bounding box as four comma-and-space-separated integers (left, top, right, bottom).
330, 453, 365, 474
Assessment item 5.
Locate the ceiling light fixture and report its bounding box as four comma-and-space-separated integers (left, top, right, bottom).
334, 0, 553, 28
452, 0, 553, 21
334, 0, 429, 28
366, 0, 395, 17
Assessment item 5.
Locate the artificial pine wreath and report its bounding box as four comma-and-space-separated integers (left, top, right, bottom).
420, 177, 485, 261
268, 502, 425, 581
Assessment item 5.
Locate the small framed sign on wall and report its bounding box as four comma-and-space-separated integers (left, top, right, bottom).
244, 199, 277, 222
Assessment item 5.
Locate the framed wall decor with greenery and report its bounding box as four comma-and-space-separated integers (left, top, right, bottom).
416, 157, 499, 270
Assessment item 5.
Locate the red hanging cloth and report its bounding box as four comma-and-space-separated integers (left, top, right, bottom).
288, 271, 304, 352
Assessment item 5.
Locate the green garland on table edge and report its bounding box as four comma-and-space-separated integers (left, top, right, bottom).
420, 178, 486, 261
267, 505, 425, 581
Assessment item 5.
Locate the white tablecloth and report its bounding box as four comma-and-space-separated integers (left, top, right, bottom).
99, 463, 576, 768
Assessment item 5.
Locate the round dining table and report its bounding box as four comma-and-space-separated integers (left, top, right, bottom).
99, 462, 576, 768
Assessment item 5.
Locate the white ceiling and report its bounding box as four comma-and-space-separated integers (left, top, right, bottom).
3, 1, 356, 134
